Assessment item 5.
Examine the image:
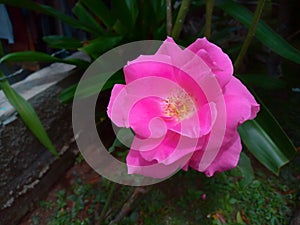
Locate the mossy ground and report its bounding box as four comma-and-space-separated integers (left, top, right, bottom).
21, 151, 300, 225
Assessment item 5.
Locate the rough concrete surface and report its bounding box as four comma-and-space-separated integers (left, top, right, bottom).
0, 52, 88, 225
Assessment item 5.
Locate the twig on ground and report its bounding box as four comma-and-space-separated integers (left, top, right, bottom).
108, 186, 152, 225
96, 182, 117, 225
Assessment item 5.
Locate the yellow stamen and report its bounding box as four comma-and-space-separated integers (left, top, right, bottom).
162, 89, 195, 121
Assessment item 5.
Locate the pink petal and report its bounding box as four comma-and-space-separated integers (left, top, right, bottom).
125, 43, 214, 108
224, 77, 260, 119
187, 37, 233, 87
127, 150, 191, 179
131, 131, 180, 162
124, 55, 174, 84
156, 37, 212, 76
189, 132, 242, 177
177, 51, 212, 84
130, 131, 205, 164
129, 97, 175, 138
126, 132, 183, 178
223, 95, 255, 126
125, 59, 211, 107
203, 133, 242, 177
126, 131, 204, 178
155, 39, 216, 100
107, 84, 130, 127
107, 76, 181, 128
188, 92, 258, 176
156, 36, 183, 61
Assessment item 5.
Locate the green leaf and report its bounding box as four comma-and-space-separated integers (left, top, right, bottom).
59, 85, 77, 104
133, 0, 166, 39
237, 152, 254, 188
108, 128, 133, 153
149, 0, 166, 23
108, 137, 124, 153
111, 0, 138, 32
0, 71, 58, 156
0, 0, 95, 34
80, 0, 116, 28
43, 36, 83, 50
0, 51, 63, 63
79, 36, 123, 59
125, 0, 139, 24
59, 70, 125, 103
238, 102, 296, 175
64, 58, 90, 70
72, 2, 104, 35
236, 211, 246, 225
0, 51, 89, 70
216, 0, 300, 64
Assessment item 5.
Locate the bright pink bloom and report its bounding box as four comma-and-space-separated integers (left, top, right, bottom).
107, 37, 259, 178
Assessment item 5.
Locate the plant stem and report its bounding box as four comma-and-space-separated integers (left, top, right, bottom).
234, 0, 266, 71
204, 0, 215, 40
166, 0, 172, 36
98, 182, 117, 224
171, 0, 191, 39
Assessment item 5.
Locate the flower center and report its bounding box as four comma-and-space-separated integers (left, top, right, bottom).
162, 89, 196, 121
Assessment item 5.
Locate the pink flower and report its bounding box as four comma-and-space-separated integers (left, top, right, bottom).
107, 37, 259, 178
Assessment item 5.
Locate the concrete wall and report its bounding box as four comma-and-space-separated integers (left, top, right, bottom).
0, 53, 88, 225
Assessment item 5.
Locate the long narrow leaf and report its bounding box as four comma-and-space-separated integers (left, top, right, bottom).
59, 70, 125, 103
65, 58, 90, 70
238, 102, 296, 175
111, 0, 137, 31
0, 71, 58, 156
79, 36, 123, 59
0, 51, 65, 63
237, 152, 254, 188
217, 0, 300, 64
72, 3, 104, 35
0, 51, 89, 70
59, 84, 77, 103
125, 0, 139, 24
43, 36, 83, 50
80, 0, 116, 28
